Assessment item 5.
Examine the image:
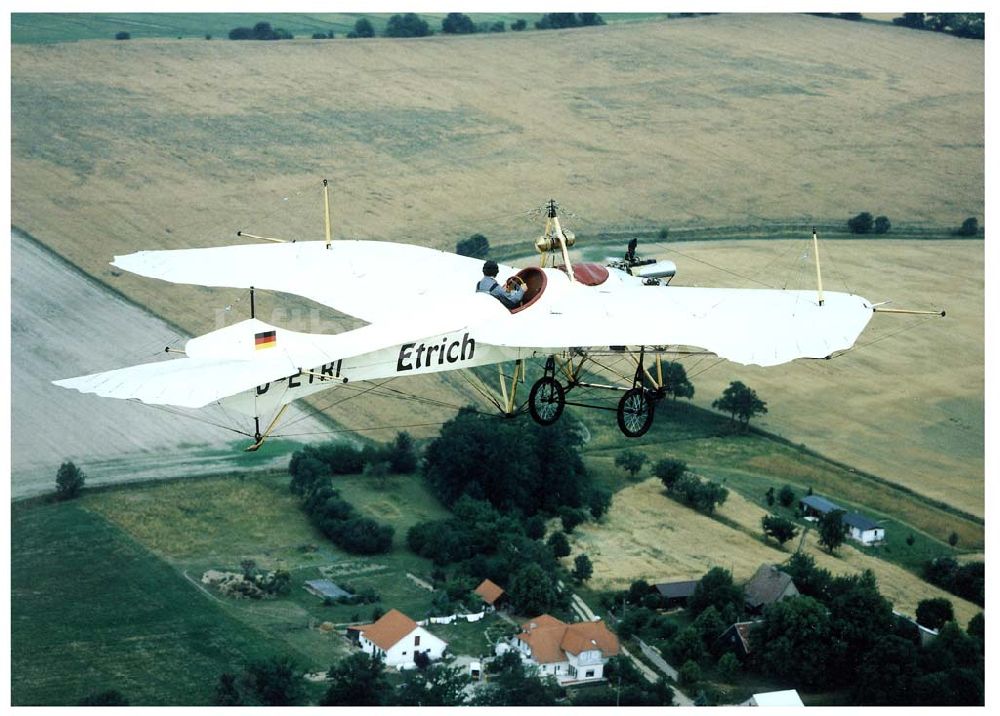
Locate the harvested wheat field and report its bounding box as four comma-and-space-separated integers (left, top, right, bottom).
573, 478, 981, 626
11, 15, 982, 509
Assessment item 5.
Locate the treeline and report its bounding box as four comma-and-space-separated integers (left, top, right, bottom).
891, 13, 984, 40
287, 435, 418, 555
923, 556, 984, 606
225, 12, 610, 42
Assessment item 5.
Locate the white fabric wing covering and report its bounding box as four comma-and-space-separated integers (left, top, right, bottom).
112, 240, 513, 324
476, 284, 873, 367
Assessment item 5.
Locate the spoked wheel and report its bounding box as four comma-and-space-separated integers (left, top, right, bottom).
617, 388, 655, 438
528, 376, 566, 426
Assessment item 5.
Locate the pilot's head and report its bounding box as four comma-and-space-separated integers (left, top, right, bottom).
483, 260, 499, 277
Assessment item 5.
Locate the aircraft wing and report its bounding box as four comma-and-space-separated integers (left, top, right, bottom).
112, 240, 515, 324
475, 280, 873, 367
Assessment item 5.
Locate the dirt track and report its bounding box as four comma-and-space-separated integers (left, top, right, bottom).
10, 230, 330, 499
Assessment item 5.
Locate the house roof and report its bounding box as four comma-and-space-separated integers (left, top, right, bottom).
718, 620, 761, 654
474, 578, 505, 605
799, 494, 841, 513
654, 580, 699, 599
752, 690, 804, 707
517, 615, 620, 664
348, 609, 419, 651
744, 564, 798, 609
843, 512, 880, 531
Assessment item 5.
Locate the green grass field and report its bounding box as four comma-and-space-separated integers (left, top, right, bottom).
10, 12, 663, 44
11, 500, 292, 705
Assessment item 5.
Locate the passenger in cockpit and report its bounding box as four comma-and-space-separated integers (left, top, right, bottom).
476, 260, 525, 309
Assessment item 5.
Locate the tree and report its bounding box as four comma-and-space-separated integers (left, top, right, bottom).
511, 19, 527, 31
214, 673, 243, 706
678, 659, 701, 687
547, 530, 571, 558
653, 458, 687, 490
671, 627, 706, 666
55, 461, 86, 500
752, 596, 833, 689
385, 13, 431, 38
852, 634, 919, 705
473, 651, 562, 706
689, 567, 742, 619
572, 554, 593, 583
663, 361, 694, 399
114, 31, 131, 40
347, 18, 375, 38
761, 515, 798, 546
456, 233, 489, 258
387, 431, 418, 473
442, 13, 476, 34
948, 531, 959, 548
423, 408, 589, 515
559, 506, 586, 533
916, 597, 954, 631
508, 562, 558, 615
893, 12, 925, 29
322, 652, 387, 706
712, 381, 767, 429
615, 450, 647, 479
873, 215, 891, 234
848, 212, 874, 234
716, 651, 740, 681
777, 484, 795, 507
765, 486, 775, 506
242, 656, 302, 706
587, 487, 613, 520
818, 509, 847, 554
956, 217, 979, 236
391, 663, 469, 705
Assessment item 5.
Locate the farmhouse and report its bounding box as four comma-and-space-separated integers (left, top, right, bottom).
474, 578, 507, 611
347, 609, 447, 669
653, 579, 699, 609
508, 615, 620, 683
744, 564, 799, 613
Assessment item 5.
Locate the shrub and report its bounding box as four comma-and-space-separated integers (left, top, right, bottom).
874, 215, 891, 234
347, 19, 375, 38
115, 31, 131, 40
848, 212, 874, 234
456, 233, 489, 258
511, 19, 527, 31
55, 461, 85, 501
385, 13, 431, 38
653, 458, 687, 490
547, 531, 571, 558
442, 13, 476, 34
778, 484, 796, 507
956, 217, 979, 236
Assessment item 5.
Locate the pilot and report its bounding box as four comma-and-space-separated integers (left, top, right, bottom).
476, 260, 526, 309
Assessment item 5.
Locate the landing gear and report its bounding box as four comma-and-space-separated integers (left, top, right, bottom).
529, 376, 565, 426
617, 388, 655, 438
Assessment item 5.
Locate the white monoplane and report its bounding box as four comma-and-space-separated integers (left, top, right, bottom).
55, 193, 935, 449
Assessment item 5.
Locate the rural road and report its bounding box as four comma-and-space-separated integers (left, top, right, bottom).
10, 230, 331, 499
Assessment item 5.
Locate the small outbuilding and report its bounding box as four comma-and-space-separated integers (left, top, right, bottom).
715, 620, 762, 660
304, 579, 351, 600
843, 512, 885, 545
653, 580, 699, 609
799, 494, 841, 518
474, 578, 508, 611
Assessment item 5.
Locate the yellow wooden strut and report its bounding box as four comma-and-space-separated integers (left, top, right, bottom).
245, 404, 289, 452
323, 178, 332, 249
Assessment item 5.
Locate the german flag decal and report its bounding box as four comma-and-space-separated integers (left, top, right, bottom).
255, 330, 277, 350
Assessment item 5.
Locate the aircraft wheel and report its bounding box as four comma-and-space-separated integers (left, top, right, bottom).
617, 388, 655, 438
528, 377, 565, 426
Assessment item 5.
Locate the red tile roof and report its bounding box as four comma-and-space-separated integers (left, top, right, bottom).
516, 615, 620, 664
474, 578, 505, 605
349, 609, 418, 651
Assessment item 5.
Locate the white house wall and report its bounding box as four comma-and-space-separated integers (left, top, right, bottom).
361, 626, 447, 669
